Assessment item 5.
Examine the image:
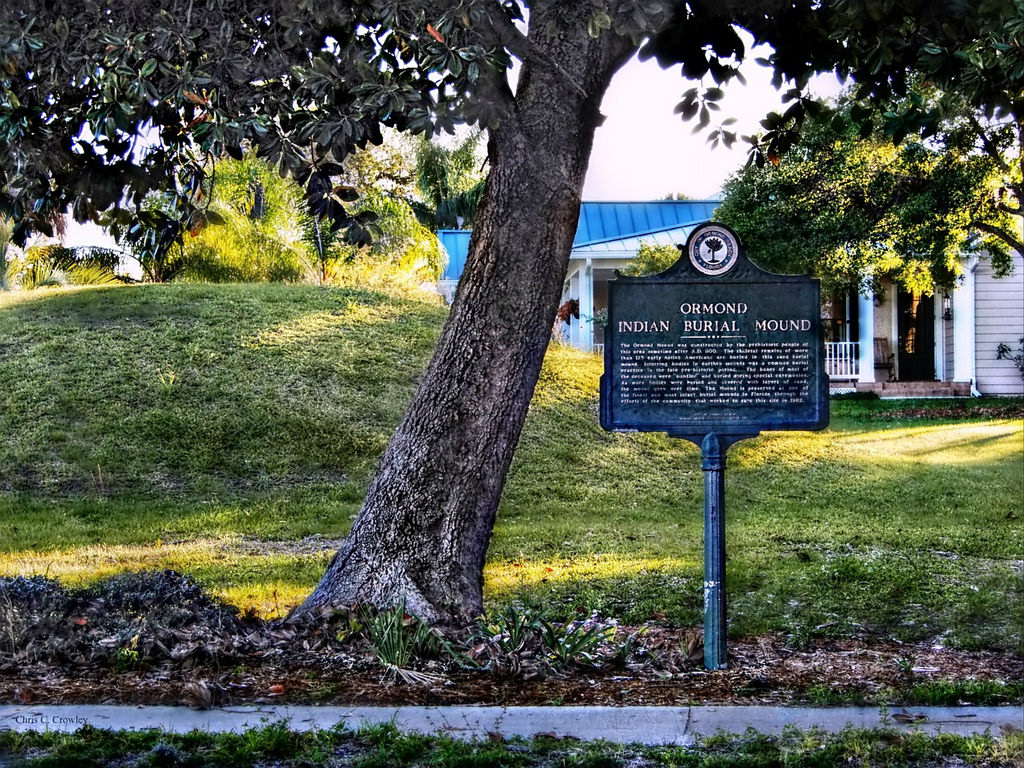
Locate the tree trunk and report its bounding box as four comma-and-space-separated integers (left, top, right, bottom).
299, 8, 634, 625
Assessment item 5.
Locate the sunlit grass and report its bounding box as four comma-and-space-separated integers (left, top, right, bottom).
1, 285, 1021, 647
484, 554, 693, 595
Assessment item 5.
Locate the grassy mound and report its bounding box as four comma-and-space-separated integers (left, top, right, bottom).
1, 284, 1021, 651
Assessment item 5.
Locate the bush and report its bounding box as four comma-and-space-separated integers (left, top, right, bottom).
621, 241, 680, 277
996, 338, 1024, 381
6, 244, 125, 289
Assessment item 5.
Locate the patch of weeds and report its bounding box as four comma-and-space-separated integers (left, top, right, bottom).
137, 740, 189, 767
476, 603, 540, 654
113, 634, 141, 672
784, 622, 814, 651
903, 679, 1024, 706
693, 727, 790, 765
332, 609, 365, 643
617, 625, 649, 664
470, 605, 639, 673
943, 568, 1024, 652
0, 725, 164, 767
892, 655, 915, 678
801, 677, 1024, 708
354, 723, 525, 768
804, 683, 853, 705
541, 613, 619, 667
1, 724, 1020, 767
363, 601, 451, 684
650, 727, 1022, 768
181, 722, 342, 767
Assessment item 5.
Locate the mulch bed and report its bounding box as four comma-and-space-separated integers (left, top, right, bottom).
5, 637, 1022, 709
2, 572, 1021, 710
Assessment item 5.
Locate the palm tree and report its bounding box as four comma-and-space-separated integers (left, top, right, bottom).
413, 132, 487, 230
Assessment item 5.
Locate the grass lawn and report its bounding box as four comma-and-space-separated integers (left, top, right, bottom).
2, 722, 1021, 768
1, 284, 1021, 650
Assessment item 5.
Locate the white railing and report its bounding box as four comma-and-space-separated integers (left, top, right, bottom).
588, 338, 858, 372
825, 341, 860, 380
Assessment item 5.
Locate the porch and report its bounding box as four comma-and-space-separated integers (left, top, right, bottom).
852, 380, 972, 397
824, 342, 967, 396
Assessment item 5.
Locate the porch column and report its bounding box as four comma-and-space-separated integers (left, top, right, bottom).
578, 257, 594, 351
952, 256, 978, 390
857, 289, 875, 383
934, 294, 946, 381
567, 265, 580, 347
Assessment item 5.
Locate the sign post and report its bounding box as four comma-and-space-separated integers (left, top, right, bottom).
600, 222, 829, 670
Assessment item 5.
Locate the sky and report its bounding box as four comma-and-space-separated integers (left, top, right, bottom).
583, 45, 842, 201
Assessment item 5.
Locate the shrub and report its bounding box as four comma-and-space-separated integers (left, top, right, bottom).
621, 241, 680, 277
996, 338, 1024, 381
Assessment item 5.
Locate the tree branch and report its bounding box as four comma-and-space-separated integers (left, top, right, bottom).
479, 3, 590, 99
972, 220, 1024, 256
967, 112, 1014, 177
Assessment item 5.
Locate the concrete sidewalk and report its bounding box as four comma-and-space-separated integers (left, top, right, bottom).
0, 704, 1018, 744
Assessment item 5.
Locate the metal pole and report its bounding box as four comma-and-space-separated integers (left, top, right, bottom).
701, 432, 728, 670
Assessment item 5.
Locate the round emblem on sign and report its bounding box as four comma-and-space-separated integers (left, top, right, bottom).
688, 225, 739, 276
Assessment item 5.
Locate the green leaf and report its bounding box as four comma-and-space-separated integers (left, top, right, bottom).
334, 185, 359, 202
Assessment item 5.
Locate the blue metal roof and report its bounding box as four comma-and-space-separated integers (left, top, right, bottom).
572, 200, 719, 247
438, 230, 472, 281
438, 200, 720, 282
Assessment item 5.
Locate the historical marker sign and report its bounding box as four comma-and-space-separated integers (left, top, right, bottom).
600, 222, 828, 438
599, 222, 829, 671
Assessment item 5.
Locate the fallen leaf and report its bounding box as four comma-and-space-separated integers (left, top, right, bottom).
182, 680, 213, 710
426, 24, 444, 43
268, 684, 286, 695
892, 710, 928, 724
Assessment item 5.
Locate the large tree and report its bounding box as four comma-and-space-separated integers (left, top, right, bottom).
715, 97, 1016, 296
2, 0, 1019, 625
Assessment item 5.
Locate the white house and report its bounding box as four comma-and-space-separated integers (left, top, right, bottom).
438, 202, 1024, 397
824, 252, 1024, 397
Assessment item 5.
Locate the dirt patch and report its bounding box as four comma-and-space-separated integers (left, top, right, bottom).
863, 404, 1024, 420
237, 534, 348, 557
2, 572, 1021, 710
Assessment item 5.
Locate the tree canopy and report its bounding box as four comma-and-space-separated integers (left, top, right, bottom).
3, 2, 1019, 246
732, 0, 1022, 279
715, 96, 1016, 296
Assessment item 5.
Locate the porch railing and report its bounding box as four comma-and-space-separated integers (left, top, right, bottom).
585, 338, 860, 377
825, 341, 860, 380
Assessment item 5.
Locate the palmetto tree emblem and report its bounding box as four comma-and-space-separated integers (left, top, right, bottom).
703, 236, 724, 263
688, 225, 738, 275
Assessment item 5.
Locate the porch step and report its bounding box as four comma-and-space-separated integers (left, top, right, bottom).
854, 381, 972, 398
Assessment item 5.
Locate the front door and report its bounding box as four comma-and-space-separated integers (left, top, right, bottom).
897, 289, 935, 380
